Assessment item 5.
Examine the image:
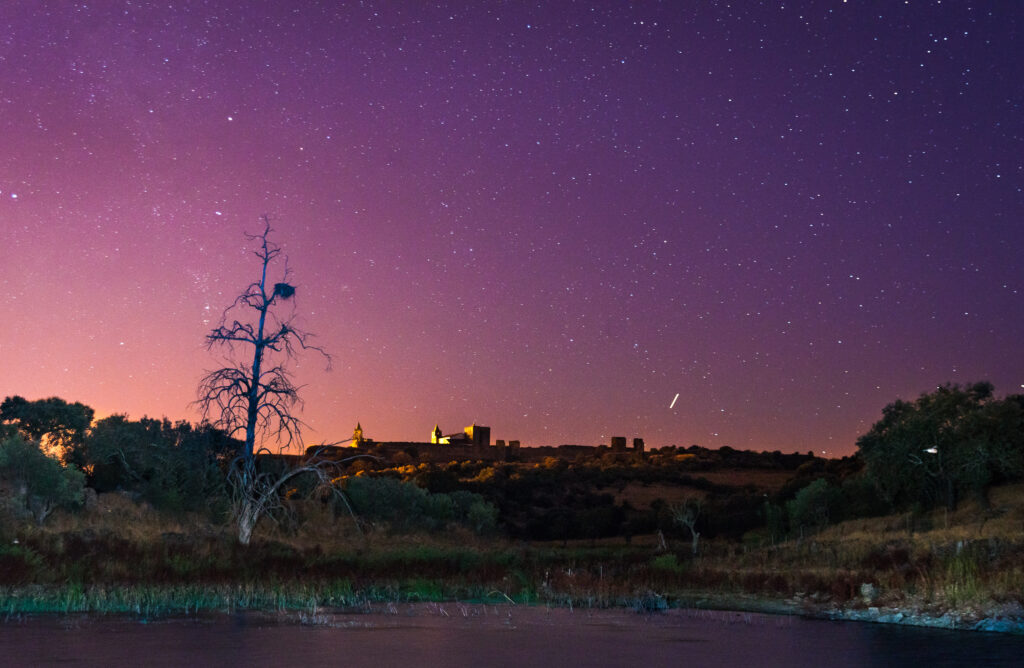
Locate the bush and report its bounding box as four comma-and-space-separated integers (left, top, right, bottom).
786, 478, 843, 536
651, 553, 688, 575
0, 434, 85, 524
0, 543, 45, 583
342, 476, 498, 534
465, 500, 499, 535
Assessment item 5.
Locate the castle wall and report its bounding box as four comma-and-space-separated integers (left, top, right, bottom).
323, 439, 519, 464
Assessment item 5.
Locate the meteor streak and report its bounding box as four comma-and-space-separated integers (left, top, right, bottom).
669, 393, 679, 409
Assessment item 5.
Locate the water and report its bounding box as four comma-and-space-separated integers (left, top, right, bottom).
1, 605, 1022, 667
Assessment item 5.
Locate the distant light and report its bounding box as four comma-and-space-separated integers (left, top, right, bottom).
10, 193, 17, 199
924, 447, 938, 454
215, 211, 222, 216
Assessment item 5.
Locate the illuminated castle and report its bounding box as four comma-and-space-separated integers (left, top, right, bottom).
333, 421, 514, 463
431, 423, 490, 447
315, 422, 647, 465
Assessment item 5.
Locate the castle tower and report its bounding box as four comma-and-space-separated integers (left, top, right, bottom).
465, 423, 490, 448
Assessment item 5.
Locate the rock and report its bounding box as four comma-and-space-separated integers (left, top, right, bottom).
973, 618, 1024, 633
859, 583, 879, 605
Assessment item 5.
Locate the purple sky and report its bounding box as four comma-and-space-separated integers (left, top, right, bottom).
2, 2, 1021, 456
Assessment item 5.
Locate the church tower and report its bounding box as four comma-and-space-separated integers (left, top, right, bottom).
431, 424, 443, 444
353, 422, 364, 445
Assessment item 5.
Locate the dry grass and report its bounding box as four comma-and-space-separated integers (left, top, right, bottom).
704, 483, 1024, 609
816, 483, 1024, 547
39, 493, 493, 556
46, 493, 209, 541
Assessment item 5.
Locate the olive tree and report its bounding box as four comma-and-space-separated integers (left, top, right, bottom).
856, 382, 1024, 511
195, 218, 336, 544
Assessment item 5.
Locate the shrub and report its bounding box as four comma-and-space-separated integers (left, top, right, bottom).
0, 543, 45, 583
651, 553, 687, 575
83, 416, 229, 514
342, 476, 498, 534
786, 478, 843, 536
0, 434, 85, 524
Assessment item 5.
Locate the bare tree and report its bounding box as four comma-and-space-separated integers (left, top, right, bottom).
669, 496, 703, 556
195, 217, 335, 544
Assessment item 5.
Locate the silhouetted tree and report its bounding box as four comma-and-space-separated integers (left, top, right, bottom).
195, 218, 334, 544
857, 382, 1024, 511
0, 396, 94, 465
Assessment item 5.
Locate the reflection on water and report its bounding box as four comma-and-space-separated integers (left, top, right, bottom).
1, 605, 1022, 668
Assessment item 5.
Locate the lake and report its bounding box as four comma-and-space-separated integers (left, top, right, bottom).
2, 604, 1022, 667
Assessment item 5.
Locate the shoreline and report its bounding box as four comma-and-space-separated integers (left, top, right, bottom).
3, 587, 1022, 634
673, 592, 1024, 634
811, 602, 1024, 634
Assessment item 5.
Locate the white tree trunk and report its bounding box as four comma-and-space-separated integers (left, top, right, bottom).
238, 496, 259, 545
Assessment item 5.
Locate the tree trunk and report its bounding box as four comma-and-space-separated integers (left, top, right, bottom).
945, 478, 957, 512
238, 497, 259, 545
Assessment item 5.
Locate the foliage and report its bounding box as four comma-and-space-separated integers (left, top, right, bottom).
839, 474, 890, 519
763, 501, 788, 543
0, 543, 45, 584
84, 415, 232, 515
0, 395, 94, 465
342, 476, 497, 535
651, 553, 688, 575
786, 478, 843, 535
856, 382, 1024, 511
0, 434, 85, 524
704, 492, 764, 539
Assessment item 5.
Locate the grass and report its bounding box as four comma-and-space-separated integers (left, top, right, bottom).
1, 485, 1023, 621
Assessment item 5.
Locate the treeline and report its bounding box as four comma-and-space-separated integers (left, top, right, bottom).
2, 382, 1023, 546
0, 397, 236, 522
0, 396, 499, 538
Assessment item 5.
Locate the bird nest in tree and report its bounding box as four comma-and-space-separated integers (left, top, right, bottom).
273, 282, 296, 299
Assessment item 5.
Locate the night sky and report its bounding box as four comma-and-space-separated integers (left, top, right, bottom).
2, 2, 1021, 456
